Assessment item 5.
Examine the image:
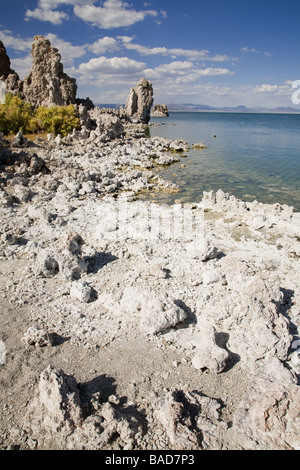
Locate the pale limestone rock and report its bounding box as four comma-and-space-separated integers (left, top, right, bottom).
22, 326, 51, 347
233, 358, 300, 450
66, 402, 135, 450
155, 389, 227, 450
125, 78, 154, 124
151, 104, 169, 117
35, 250, 59, 278
24, 366, 83, 447
25, 366, 137, 450
58, 250, 87, 281
120, 286, 187, 335
11, 131, 28, 148
70, 281, 92, 303
23, 35, 77, 108
192, 322, 229, 374
192, 142, 207, 149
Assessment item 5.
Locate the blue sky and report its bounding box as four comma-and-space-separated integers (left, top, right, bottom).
1, 0, 299, 107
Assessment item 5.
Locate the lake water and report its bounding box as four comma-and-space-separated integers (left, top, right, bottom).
147, 112, 300, 212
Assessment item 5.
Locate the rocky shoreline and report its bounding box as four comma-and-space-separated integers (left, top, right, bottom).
0, 113, 299, 450
0, 34, 299, 451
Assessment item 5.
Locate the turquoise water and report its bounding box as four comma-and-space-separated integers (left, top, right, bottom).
148, 112, 300, 211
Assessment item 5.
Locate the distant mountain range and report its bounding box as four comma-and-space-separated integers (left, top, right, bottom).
96, 102, 300, 114
166, 103, 300, 113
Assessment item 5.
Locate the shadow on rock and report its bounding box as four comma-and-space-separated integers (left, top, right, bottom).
84, 251, 118, 274
215, 331, 240, 372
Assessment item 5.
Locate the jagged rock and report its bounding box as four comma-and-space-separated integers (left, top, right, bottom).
24, 366, 83, 448
151, 104, 169, 117
65, 232, 84, 256
66, 402, 136, 450
58, 251, 87, 281
193, 253, 293, 374
11, 131, 29, 148
233, 358, 300, 450
24, 366, 137, 450
0, 40, 23, 96
186, 239, 219, 261
70, 281, 92, 303
120, 287, 187, 334
22, 326, 51, 347
155, 389, 227, 450
192, 142, 207, 149
0, 40, 11, 79
22, 35, 77, 108
88, 110, 125, 141
75, 97, 94, 110
35, 250, 60, 278
192, 322, 229, 374
125, 78, 154, 124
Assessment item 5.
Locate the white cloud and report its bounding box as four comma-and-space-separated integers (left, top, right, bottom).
0, 30, 32, 52
78, 56, 146, 76
10, 54, 32, 79
25, 0, 160, 28
254, 84, 279, 93
45, 33, 87, 65
144, 61, 232, 82
252, 83, 296, 108
253, 83, 292, 96
241, 47, 272, 57
88, 37, 120, 55
119, 37, 230, 62
74, 0, 158, 29
25, 7, 69, 25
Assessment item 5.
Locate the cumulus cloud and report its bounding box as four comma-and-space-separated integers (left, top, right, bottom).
78, 56, 146, 75
25, 0, 159, 28
10, 54, 33, 79
119, 37, 231, 61
0, 30, 33, 51
25, 7, 69, 25
45, 33, 87, 65
254, 84, 279, 93
253, 83, 292, 96
88, 37, 120, 55
74, 0, 158, 29
144, 61, 232, 82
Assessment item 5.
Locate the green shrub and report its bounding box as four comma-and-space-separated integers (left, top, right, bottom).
0, 93, 33, 135
30, 105, 81, 136
0, 93, 81, 136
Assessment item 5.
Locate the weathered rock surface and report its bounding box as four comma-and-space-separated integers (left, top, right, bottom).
233, 358, 300, 450
0, 104, 299, 450
192, 322, 230, 374
0, 41, 11, 80
155, 389, 227, 450
151, 104, 169, 117
125, 78, 154, 124
0, 40, 22, 96
22, 35, 77, 108
24, 365, 138, 450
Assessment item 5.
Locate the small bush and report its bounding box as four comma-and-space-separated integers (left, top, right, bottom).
0, 93, 81, 136
30, 105, 81, 136
0, 94, 33, 135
